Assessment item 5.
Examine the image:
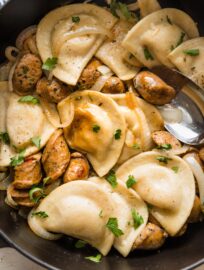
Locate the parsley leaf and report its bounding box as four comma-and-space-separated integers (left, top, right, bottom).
156, 156, 172, 164
31, 136, 41, 149
10, 149, 26, 167
72, 16, 80, 23
29, 187, 46, 203
92, 125, 100, 133
176, 32, 186, 47
118, 2, 131, 20
18, 95, 39, 105
126, 175, 137, 188
106, 217, 124, 237
42, 57, 58, 71
75, 240, 86, 248
0, 132, 10, 144
132, 143, 140, 149
31, 211, 48, 218
114, 129, 122, 140
143, 47, 154, 60
183, 49, 200, 56
156, 144, 172, 150
109, 0, 134, 20
85, 254, 102, 263
105, 170, 117, 188
172, 166, 179, 173
131, 209, 144, 229
43, 176, 50, 186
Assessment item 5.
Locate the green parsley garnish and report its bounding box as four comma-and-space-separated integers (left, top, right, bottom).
10, 149, 26, 167
114, 129, 122, 140
31, 211, 48, 218
143, 47, 154, 60
131, 209, 144, 229
29, 187, 46, 203
85, 254, 102, 263
156, 156, 172, 164
126, 175, 137, 188
156, 144, 172, 150
106, 217, 124, 237
183, 49, 200, 56
72, 16, 80, 23
109, 0, 135, 20
176, 32, 186, 47
105, 169, 117, 188
31, 136, 41, 149
0, 132, 10, 144
92, 125, 100, 133
172, 166, 179, 173
132, 143, 140, 149
43, 176, 50, 186
18, 95, 39, 105
118, 2, 131, 20
42, 57, 58, 71
75, 240, 86, 248
166, 15, 172, 25
99, 210, 103, 218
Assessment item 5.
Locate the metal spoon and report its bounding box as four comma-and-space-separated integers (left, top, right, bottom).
151, 66, 204, 146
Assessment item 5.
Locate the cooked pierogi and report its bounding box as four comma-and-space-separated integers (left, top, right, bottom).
116, 151, 195, 236
0, 82, 56, 167
96, 20, 139, 80
28, 180, 115, 255
58, 90, 126, 176
90, 177, 148, 257
168, 37, 204, 89
122, 8, 199, 68
36, 4, 117, 85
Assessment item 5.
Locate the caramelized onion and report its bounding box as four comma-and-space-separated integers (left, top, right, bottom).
0, 171, 11, 191
91, 65, 113, 92
5, 46, 19, 62
16, 25, 37, 49
8, 59, 19, 92
6, 184, 18, 208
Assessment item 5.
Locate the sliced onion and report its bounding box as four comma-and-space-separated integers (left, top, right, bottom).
24, 36, 38, 55
28, 209, 62, 240
0, 172, 12, 191
6, 184, 18, 209
183, 154, 204, 213
5, 46, 19, 62
16, 25, 37, 49
91, 73, 112, 92
153, 145, 192, 156
158, 105, 183, 124
0, 62, 13, 81
40, 98, 74, 128
127, 2, 139, 11
44, 179, 61, 195
97, 65, 112, 75
8, 59, 19, 92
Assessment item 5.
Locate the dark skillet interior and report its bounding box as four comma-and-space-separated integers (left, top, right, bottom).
0, 1, 204, 269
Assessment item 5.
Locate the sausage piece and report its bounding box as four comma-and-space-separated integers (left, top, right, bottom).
13, 53, 42, 94
132, 223, 168, 250
42, 129, 70, 182
63, 152, 90, 183
134, 71, 176, 105
102, 76, 125, 94
152, 130, 181, 149
9, 184, 35, 207
36, 77, 73, 103
13, 153, 42, 189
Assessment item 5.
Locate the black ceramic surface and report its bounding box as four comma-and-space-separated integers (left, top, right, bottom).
0, 1, 204, 269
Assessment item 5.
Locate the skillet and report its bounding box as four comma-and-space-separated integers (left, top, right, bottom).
0, 0, 204, 269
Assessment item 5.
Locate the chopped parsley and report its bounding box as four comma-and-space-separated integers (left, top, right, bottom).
105, 169, 117, 188
0, 132, 10, 144
85, 254, 102, 263
114, 129, 122, 140
132, 143, 140, 150
75, 240, 86, 248
31, 136, 41, 149
31, 211, 48, 218
10, 149, 26, 167
18, 95, 39, 105
156, 144, 172, 150
92, 125, 100, 133
109, 0, 135, 20
143, 47, 154, 60
172, 166, 179, 173
72, 16, 80, 23
43, 176, 50, 186
156, 156, 172, 164
42, 57, 58, 71
166, 15, 172, 25
131, 209, 144, 229
176, 32, 186, 47
29, 187, 46, 203
126, 175, 137, 188
183, 49, 200, 56
106, 217, 124, 237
